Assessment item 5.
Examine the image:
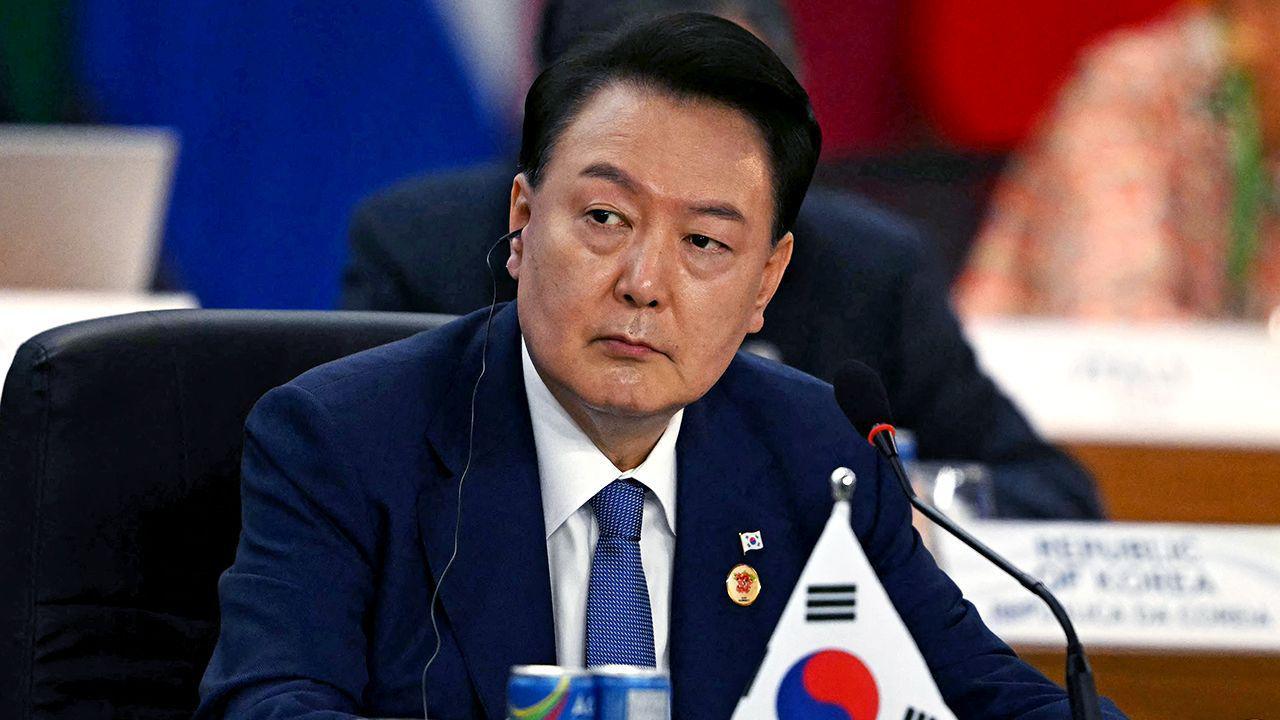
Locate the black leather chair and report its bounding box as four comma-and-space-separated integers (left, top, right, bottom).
0, 309, 455, 719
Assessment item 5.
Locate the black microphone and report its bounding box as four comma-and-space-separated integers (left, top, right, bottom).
833, 361, 1104, 720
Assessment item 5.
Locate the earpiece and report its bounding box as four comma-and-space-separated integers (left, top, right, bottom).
421, 227, 524, 719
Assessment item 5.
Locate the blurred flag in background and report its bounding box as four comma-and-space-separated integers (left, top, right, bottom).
45, 0, 521, 309
1, 0, 1182, 308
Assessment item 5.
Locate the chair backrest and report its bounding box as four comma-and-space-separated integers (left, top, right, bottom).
0, 309, 455, 719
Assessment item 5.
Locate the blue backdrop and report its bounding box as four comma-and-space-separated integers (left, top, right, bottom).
74, 0, 504, 308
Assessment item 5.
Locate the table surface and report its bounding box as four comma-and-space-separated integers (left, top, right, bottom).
1020, 647, 1280, 719
1067, 442, 1280, 525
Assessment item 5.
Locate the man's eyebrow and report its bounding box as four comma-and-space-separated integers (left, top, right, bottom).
581, 162, 746, 223
689, 202, 746, 224
580, 162, 638, 192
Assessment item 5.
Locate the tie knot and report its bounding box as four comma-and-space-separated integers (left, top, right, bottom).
590, 478, 646, 540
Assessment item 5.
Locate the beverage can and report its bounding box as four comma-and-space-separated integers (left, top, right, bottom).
506, 665, 595, 720
592, 665, 671, 720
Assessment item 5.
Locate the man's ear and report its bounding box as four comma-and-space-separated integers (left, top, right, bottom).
746, 231, 794, 334
507, 174, 533, 280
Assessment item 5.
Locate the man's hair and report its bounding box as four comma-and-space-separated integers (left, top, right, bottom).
518, 13, 822, 240
537, 0, 800, 75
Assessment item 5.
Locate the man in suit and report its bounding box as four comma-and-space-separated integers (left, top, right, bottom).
342, 0, 1104, 521
200, 15, 1124, 719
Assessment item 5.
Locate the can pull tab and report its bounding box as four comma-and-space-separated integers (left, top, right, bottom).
829, 467, 856, 502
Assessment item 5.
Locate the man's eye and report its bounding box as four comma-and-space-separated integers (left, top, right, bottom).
587, 209, 624, 226
688, 234, 728, 253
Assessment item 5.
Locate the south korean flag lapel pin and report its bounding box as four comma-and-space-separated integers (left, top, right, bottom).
727, 530, 764, 607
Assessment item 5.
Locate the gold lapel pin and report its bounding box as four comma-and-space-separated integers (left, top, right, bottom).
726, 563, 761, 606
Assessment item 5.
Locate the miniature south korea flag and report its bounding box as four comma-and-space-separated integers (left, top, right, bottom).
732, 468, 956, 720
740, 530, 764, 554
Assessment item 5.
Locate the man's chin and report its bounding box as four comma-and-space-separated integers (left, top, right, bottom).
583, 393, 672, 419
578, 380, 683, 420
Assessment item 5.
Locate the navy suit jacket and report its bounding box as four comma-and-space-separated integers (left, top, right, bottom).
342, 163, 1104, 520
197, 303, 1123, 719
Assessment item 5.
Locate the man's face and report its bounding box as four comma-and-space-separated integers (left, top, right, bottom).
507, 83, 793, 421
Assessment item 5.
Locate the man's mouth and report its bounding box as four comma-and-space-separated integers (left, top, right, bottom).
597, 334, 663, 358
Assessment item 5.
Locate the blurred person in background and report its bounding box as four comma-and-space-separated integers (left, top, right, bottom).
958, 0, 1280, 321
342, 0, 1105, 520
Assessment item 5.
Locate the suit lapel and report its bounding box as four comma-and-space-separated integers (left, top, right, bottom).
417, 303, 556, 718
670, 382, 811, 720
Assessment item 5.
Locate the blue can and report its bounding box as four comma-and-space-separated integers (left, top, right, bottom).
506, 665, 595, 720
592, 665, 671, 720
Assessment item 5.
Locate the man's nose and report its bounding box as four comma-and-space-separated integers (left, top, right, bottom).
614, 233, 671, 309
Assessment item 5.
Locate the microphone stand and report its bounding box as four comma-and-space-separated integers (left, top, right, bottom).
871, 430, 1103, 720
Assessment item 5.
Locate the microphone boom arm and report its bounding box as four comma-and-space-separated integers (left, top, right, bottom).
873, 432, 1103, 720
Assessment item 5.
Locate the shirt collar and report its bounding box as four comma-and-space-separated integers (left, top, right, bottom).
522, 338, 682, 539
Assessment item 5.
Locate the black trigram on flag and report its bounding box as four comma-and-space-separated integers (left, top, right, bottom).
903, 707, 937, 720
804, 583, 857, 622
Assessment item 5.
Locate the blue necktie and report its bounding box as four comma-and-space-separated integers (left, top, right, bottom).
585, 478, 656, 667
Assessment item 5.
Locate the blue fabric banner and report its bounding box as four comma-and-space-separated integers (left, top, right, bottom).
74, 0, 504, 308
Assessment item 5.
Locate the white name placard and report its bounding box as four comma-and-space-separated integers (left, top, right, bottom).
936, 521, 1280, 652
963, 319, 1280, 449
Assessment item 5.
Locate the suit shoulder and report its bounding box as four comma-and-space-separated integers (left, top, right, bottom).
719, 351, 849, 427
715, 352, 874, 497
280, 309, 486, 416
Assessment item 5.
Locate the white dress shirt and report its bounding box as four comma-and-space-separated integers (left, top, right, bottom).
521, 339, 682, 669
